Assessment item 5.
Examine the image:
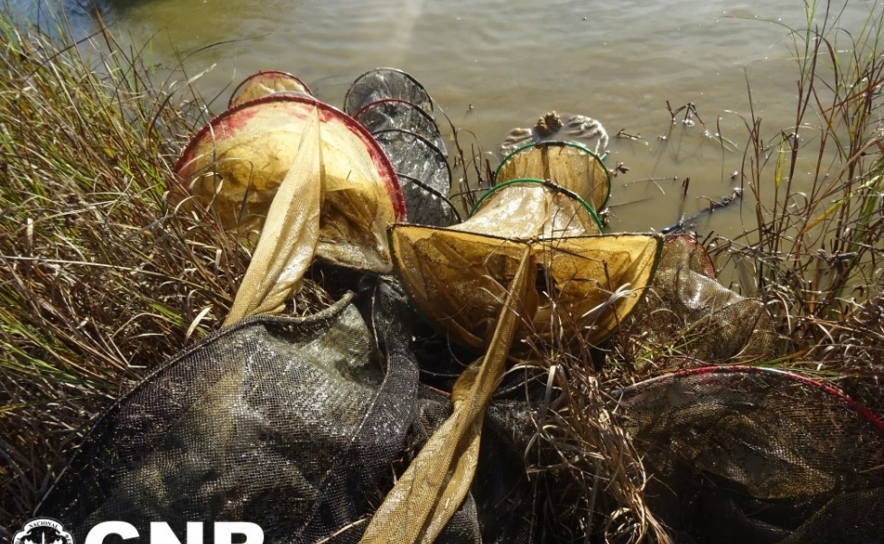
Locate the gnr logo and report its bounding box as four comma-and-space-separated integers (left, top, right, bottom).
84, 522, 263, 544
14, 519, 264, 544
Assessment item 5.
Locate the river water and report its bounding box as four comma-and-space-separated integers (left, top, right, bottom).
7, 0, 882, 237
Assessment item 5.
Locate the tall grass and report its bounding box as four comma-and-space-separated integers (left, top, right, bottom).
709, 0, 884, 383
0, 17, 252, 523
523, 2, 884, 540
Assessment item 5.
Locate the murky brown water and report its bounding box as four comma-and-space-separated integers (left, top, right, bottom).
9, 0, 882, 237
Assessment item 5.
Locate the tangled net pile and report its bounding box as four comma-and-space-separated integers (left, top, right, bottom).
24, 69, 884, 543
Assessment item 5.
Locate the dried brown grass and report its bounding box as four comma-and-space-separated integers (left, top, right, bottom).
0, 19, 250, 523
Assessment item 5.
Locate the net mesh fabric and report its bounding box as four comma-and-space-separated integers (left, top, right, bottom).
397, 174, 461, 227
171, 94, 405, 272
355, 99, 447, 156
30, 68, 884, 544
371, 130, 453, 227
344, 68, 434, 116
372, 130, 449, 190
346, 71, 457, 228
228, 71, 311, 108
495, 142, 610, 212
632, 235, 779, 362
615, 366, 884, 544
38, 279, 538, 543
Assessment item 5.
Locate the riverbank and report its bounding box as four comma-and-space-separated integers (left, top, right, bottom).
1, 2, 883, 541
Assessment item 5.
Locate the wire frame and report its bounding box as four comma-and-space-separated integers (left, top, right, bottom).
344, 68, 434, 116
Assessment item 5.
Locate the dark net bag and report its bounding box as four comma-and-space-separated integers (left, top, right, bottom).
36, 279, 538, 543
615, 366, 884, 544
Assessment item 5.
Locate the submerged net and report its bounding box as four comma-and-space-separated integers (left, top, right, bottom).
615, 366, 884, 544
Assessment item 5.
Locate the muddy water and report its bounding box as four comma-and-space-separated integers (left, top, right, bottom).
9, 0, 881, 237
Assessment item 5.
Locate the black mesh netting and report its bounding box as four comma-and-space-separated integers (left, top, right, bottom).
36, 278, 537, 544
343, 68, 433, 116
371, 130, 449, 197
354, 99, 447, 156
345, 70, 458, 228
398, 173, 462, 227
371, 129, 455, 227
614, 366, 884, 544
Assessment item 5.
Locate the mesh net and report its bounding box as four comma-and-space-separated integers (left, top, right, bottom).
344, 68, 434, 116
228, 70, 312, 108
355, 99, 447, 156
631, 235, 779, 362
22, 67, 884, 544
398, 174, 462, 227
371, 129, 454, 227
391, 181, 661, 350
495, 142, 611, 212
371, 130, 450, 197
36, 279, 539, 543
615, 366, 884, 544
172, 94, 405, 274
344, 71, 458, 228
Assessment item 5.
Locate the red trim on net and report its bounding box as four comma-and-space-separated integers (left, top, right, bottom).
171, 94, 407, 221
669, 365, 884, 433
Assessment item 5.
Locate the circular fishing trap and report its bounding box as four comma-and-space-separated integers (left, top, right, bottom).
469, 178, 604, 233
628, 234, 779, 363
371, 129, 455, 226
495, 141, 611, 211
173, 93, 406, 228
391, 180, 660, 350
616, 366, 884, 544
228, 70, 312, 108
172, 93, 406, 273
399, 173, 462, 227
355, 98, 447, 156
344, 68, 434, 116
